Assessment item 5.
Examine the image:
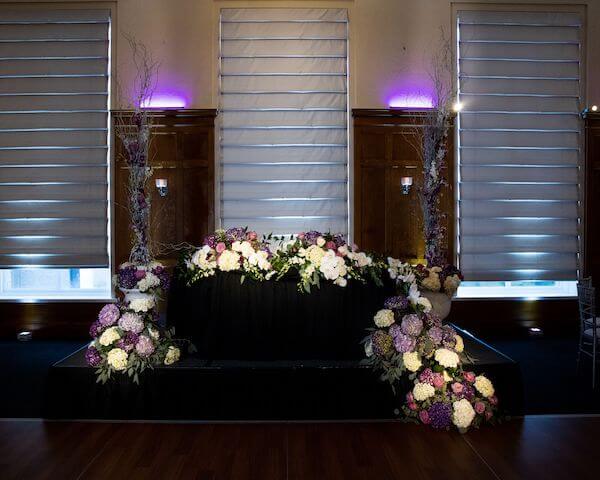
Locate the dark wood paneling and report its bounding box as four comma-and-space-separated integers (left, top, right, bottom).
353, 109, 454, 263
583, 111, 600, 280
113, 109, 216, 267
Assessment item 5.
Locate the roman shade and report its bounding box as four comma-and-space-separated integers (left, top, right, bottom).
457, 10, 582, 281
219, 8, 349, 236
0, 9, 110, 268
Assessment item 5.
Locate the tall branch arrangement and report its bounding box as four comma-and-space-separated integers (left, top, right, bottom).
114, 36, 160, 264
407, 31, 456, 266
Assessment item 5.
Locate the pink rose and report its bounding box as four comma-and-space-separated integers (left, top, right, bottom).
216, 242, 226, 254
485, 410, 493, 421
134, 269, 146, 280
325, 241, 336, 250
419, 410, 430, 424
451, 382, 464, 394
335, 250, 345, 257
298, 232, 306, 240
489, 395, 498, 406
247, 231, 257, 241
463, 371, 476, 383
406, 392, 414, 403
352, 243, 359, 252
432, 373, 445, 389
475, 402, 486, 414
408, 402, 418, 411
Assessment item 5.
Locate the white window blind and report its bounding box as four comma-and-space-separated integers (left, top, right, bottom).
0, 9, 110, 268
219, 8, 349, 236
457, 10, 582, 281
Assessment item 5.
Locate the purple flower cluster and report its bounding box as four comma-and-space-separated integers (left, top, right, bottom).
118, 312, 144, 334
401, 314, 423, 337
384, 295, 409, 311
98, 304, 120, 327
118, 265, 138, 289
203, 233, 217, 248
116, 332, 140, 353
394, 333, 416, 353
85, 346, 102, 367
427, 401, 452, 429
372, 330, 394, 356
89, 321, 102, 338
225, 227, 247, 242
151, 265, 170, 291
135, 335, 155, 357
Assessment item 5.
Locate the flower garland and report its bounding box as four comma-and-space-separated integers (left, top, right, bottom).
180, 229, 386, 293
363, 259, 499, 432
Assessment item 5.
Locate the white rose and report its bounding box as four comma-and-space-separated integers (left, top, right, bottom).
474, 375, 495, 398
218, 249, 241, 271
240, 241, 255, 259
413, 382, 435, 401
164, 346, 181, 365
319, 250, 347, 281
191, 245, 216, 270
374, 309, 395, 328
403, 351, 422, 372
337, 245, 349, 256
129, 296, 155, 313
453, 398, 476, 430
316, 237, 326, 247
99, 326, 121, 346
248, 250, 271, 271
107, 348, 128, 371
349, 251, 372, 268
334, 277, 347, 287
434, 348, 460, 369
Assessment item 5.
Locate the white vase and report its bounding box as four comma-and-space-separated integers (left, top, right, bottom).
421, 291, 452, 320
120, 288, 154, 305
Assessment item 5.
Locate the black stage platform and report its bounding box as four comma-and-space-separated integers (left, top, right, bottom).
45, 326, 523, 421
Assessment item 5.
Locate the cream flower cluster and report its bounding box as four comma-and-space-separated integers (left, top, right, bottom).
164, 346, 181, 365
190, 245, 217, 275
403, 351, 422, 372
444, 274, 462, 296
99, 327, 121, 346
137, 272, 160, 292
374, 309, 395, 328
434, 348, 460, 369
107, 348, 128, 371
413, 382, 435, 401
452, 398, 476, 430
217, 249, 241, 272
129, 296, 156, 313
474, 375, 495, 398
319, 250, 348, 286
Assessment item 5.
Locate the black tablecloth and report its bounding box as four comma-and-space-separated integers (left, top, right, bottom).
168, 272, 396, 360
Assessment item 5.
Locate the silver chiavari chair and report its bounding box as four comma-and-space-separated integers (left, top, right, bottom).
576, 282, 599, 388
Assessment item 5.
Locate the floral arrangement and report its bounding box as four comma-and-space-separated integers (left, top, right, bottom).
184, 227, 274, 283
86, 301, 181, 383
364, 258, 498, 432
271, 231, 386, 292
414, 264, 463, 297
116, 261, 170, 295
180, 228, 386, 293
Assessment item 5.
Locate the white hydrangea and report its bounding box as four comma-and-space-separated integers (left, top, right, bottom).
247, 250, 271, 271
137, 272, 160, 292
434, 348, 460, 369
99, 326, 121, 346
164, 346, 181, 365
217, 249, 241, 271
474, 375, 495, 398
421, 272, 441, 292
319, 250, 347, 281
413, 382, 435, 401
403, 351, 422, 372
454, 334, 464, 353
232, 240, 255, 259
305, 245, 326, 267
416, 296, 432, 313
129, 296, 155, 313
453, 398, 476, 430
107, 348, 128, 371
374, 309, 395, 328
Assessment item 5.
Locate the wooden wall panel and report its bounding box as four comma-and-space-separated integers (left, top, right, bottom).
584, 111, 600, 281
113, 109, 216, 267
353, 109, 454, 262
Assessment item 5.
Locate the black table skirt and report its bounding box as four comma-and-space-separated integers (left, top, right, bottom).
168, 272, 396, 360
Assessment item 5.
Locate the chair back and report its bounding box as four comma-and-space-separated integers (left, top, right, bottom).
577, 284, 596, 330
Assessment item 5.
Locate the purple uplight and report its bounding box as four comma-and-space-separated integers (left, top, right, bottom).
388, 93, 434, 109
140, 94, 187, 109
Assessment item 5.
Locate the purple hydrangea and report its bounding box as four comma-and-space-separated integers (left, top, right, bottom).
393, 333, 416, 353
331, 233, 346, 248
303, 231, 323, 245
98, 303, 120, 327
423, 312, 442, 329
428, 401, 452, 429
203, 234, 217, 248
152, 266, 170, 291
442, 327, 457, 349
118, 265, 138, 289
384, 296, 409, 311
388, 324, 402, 339
134, 268, 146, 281
116, 332, 139, 353
135, 335, 155, 357
225, 227, 246, 242
372, 331, 394, 356
455, 383, 475, 401
85, 346, 102, 367
118, 312, 144, 334
401, 314, 423, 337
89, 321, 102, 338
428, 326, 443, 345
418, 368, 435, 385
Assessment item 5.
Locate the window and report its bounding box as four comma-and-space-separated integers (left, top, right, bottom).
0, 8, 112, 300
219, 8, 349, 236
455, 9, 582, 298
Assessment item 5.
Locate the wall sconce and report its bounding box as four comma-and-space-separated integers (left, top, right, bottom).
592, 105, 598, 112
155, 178, 168, 197
400, 176, 413, 195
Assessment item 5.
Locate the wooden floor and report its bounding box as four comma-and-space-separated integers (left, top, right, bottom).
0, 416, 596, 480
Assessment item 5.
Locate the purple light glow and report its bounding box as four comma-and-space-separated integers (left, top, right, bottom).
388, 93, 434, 109
140, 94, 187, 109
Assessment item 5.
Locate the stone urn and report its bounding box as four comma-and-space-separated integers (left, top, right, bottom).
421, 291, 452, 320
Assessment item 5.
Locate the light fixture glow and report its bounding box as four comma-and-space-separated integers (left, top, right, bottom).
155, 178, 168, 197
140, 94, 187, 109
453, 101, 463, 112
388, 94, 434, 109
592, 105, 598, 112
400, 176, 413, 195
